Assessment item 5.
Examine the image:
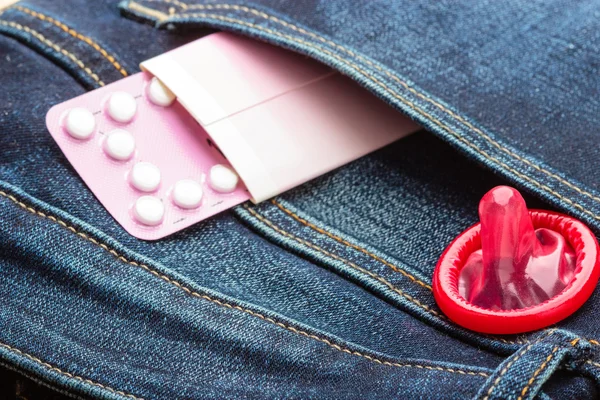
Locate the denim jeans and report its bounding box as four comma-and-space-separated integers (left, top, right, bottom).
1, 1, 600, 399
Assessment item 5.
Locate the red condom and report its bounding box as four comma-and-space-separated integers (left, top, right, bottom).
433, 186, 600, 334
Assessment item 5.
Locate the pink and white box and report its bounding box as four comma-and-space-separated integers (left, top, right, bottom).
46, 32, 419, 240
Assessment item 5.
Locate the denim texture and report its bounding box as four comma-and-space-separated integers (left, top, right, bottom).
0, 0, 599, 399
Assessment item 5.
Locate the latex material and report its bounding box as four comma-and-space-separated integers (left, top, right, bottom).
459, 186, 576, 310
433, 186, 600, 334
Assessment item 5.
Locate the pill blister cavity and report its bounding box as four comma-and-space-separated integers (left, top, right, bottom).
209, 164, 239, 193
172, 179, 203, 209
147, 77, 176, 107
104, 129, 135, 160
46, 72, 252, 240
65, 108, 95, 139
133, 195, 164, 226
107, 91, 137, 123
130, 162, 161, 192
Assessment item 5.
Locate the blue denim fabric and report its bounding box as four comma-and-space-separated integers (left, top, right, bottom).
0, 0, 600, 399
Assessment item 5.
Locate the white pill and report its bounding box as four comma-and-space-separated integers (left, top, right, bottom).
106, 91, 137, 123
209, 164, 239, 193
104, 129, 135, 160
147, 77, 175, 107
130, 162, 161, 192
172, 179, 203, 209
65, 107, 95, 139
133, 196, 164, 226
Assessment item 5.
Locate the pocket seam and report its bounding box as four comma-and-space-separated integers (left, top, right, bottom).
0, 342, 143, 399
13, 5, 129, 77
244, 203, 531, 349
517, 346, 559, 400
243, 204, 446, 320
271, 198, 433, 291
244, 203, 600, 352
0, 19, 105, 86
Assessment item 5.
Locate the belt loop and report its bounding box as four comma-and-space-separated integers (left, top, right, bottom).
475, 329, 594, 400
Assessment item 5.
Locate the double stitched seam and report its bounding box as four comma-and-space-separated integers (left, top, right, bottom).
0, 190, 488, 378
12, 5, 128, 76
517, 337, 580, 400
270, 199, 432, 290
247, 205, 529, 347
243, 204, 447, 320
482, 330, 556, 400
0, 20, 105, 86
0, 343, 142, 400
517, 346, 560, 400
131, 0, 600, 222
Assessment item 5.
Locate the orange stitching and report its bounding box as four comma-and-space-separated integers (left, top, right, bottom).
247, 205, 526, 346
0, 342, 142, 400
517, 346, 560, 400
271, 199, 432, 290
127, 1, 170, 21
243, 205, 445, 320
482, 330, 555, 400
0, 190, 489, 378
14, 6, 128, 76
157, 0, 600, 209
127, 9, 600, 223
0, 20, 104, 85
587, 360, 600, 369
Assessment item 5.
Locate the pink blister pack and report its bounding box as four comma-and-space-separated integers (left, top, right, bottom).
46, 72, 251, 240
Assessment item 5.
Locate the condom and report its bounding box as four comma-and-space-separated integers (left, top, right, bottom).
433, 186, 600, 334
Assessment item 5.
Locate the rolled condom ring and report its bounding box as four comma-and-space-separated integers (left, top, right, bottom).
433, 186, 600, 334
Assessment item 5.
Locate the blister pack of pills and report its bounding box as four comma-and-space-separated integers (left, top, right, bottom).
46, 72, 250, 240
47, 33, 419, 240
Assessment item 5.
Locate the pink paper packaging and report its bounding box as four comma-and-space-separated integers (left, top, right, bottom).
141, 32, 420, 203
